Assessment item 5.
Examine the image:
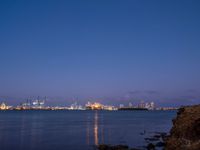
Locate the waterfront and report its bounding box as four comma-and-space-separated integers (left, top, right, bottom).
0, 100, 177, 111
0, 110, 176, 150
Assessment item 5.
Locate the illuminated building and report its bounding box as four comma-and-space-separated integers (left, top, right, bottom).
0, 102, 11, 110
69, 102, 84, 110
85, 102, 116, 110
103, 105, 117, 111
150, 102, 155, 110
138, 100, 145, 108
86, 102, 104, 110
32, 97, 45, 109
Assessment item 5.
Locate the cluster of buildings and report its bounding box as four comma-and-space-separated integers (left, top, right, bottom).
139, 101, 155, 110
0, 102, 12, 110
12, 97, 48, 110
119, 101, 156, 110
0, 99, 177, 111
68, 102, 84, 110
85, 102, 117, 110
0, 97, 47, 110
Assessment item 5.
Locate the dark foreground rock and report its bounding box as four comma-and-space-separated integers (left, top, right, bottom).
155, 141, 165, 147
97, 144, 129, 150
146, 143, 155, 150
97, 131, 167, 150
165, 105, 200, 150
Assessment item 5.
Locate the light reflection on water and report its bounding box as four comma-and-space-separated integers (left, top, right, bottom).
86, 111, 100, 146
94, 111, 99, 146
0, 110, 176, 150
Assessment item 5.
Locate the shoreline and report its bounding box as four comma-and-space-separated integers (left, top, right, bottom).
0, 109, 176, 112
165, 104, 200, 150
97, 104, 200, 150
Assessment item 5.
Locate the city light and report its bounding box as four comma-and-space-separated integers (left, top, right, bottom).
0, 99, 178, 111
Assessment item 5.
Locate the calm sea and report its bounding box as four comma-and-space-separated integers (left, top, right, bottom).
0, 110, 176, 150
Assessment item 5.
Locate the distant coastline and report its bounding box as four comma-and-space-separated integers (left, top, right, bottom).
0, 100, 178, 111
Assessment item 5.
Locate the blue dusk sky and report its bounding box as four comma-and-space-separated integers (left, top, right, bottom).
0, 0, 200, 106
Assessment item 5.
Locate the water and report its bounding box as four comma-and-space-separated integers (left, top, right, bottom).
0, 110, 176, 150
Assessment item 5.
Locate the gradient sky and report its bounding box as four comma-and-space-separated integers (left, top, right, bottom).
0, 0, 200, 106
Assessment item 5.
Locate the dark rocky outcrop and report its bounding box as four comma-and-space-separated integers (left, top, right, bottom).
165, 105, 200, 150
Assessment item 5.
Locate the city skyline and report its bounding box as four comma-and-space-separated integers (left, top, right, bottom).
0, 98, 165, 111
0, 91, 199, 107
0, 0, 200, 107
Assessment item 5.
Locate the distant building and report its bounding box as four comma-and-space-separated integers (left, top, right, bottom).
85, 102, 104, 110
143, 101, 156, 110
69, 102, 84, 110
0, 102, 11, 110
145, 102, 150, 109
138, 101, 145, 108
85, 102, 116, 110
150, 102, 155, 110
32, 97, 45, 109
119, 104, 124, 108
129, 102, 133, 107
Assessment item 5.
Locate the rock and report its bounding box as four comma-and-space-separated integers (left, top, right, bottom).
97, 144, 129, 150
153, 134, 161, 139
98, 144, 110, 150
165, 105, 200, 150
155, 141, 165, 147
160, 132, 167, 138
146, 143, 155, 150
112, 145, 129, 150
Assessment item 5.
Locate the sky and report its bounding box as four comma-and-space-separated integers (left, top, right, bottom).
0, 0, 200, 106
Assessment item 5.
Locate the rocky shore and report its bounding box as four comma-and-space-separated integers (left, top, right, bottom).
165, 104, 200, 150
97, 105, 200, 150
97, 131, 167, 150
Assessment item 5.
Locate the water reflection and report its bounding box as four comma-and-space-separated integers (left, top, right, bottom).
86, 111, 104, 146
0, 111, 175, 150
94, 111, 98, 145
86, 115, 90, 145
